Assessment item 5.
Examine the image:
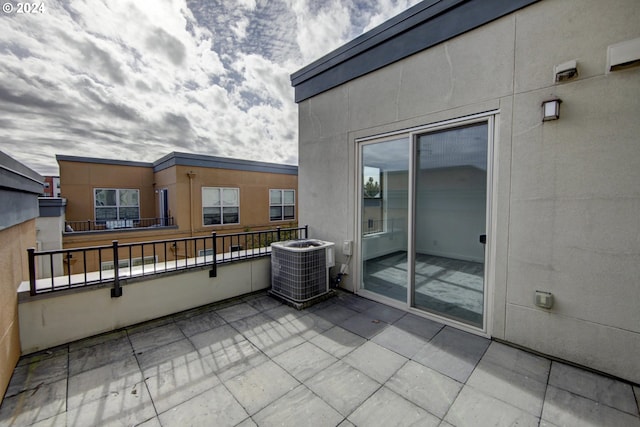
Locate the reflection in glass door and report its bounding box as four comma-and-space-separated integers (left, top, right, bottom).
412, 123, 488, 327
360, 137, 409, 303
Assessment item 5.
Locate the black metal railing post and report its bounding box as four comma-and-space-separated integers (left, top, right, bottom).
276, 226, 281, 242
304, 224, 309, 239
111, 240, 122, 297
209, 232, 217, 277
28, 247, 36, 296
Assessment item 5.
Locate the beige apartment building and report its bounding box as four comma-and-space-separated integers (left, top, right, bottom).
58, 152, 297, 273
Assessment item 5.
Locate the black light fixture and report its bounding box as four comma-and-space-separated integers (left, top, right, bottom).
542, 98, 562, 122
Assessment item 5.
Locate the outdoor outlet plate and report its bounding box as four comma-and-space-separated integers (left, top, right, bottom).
535, 291, 554, 309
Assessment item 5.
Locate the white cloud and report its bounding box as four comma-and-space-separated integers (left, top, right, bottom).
0, 0, 420, 175
363, 0, 421, 32
285, 0, 353, 64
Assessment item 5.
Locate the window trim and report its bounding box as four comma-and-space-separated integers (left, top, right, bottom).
269, 189, 296, 222
94, 188, 140, 222
202, 187, 240, 226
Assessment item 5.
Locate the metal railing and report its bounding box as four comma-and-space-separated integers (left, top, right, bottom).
28, 225, 308, 297
362, 218, 400, 235
64, 217, 176, 232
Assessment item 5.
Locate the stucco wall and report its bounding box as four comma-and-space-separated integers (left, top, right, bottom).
59, 160, 155, 222
173, 164, 299, 235
18, 257, 271, 354
0, 220, 35, 398
297, 0, 640, 383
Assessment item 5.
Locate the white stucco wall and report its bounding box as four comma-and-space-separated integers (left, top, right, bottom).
18, 257, 271, 353
35, 216, 64, 279
297, 0, 640, 383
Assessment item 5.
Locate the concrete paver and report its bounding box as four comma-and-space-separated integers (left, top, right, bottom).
386, 360, 462, 419
348, 386, 440, 427
541, 385, 640, 427
2, 289, 639, 427
412, 326, 490, 383
444, 385, 540, 427
549, 361, 638, 415
305, 360, 380, 417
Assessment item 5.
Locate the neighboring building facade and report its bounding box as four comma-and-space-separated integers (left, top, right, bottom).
58, 152, 298, 271
291, 0, 640, 383
42, 176, 61, 197
0, 151, 42, 398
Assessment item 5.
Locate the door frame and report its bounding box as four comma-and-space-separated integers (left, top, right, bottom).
355, 111, 498, 336
159, 188, 169, 226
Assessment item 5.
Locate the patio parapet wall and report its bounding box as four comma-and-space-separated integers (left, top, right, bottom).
18, 225, 309, 354
18, 257, 271, 354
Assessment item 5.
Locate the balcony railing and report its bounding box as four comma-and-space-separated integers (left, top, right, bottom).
65, 217, 176, 232
28, 225, 308, 297
362, 218, 401, 235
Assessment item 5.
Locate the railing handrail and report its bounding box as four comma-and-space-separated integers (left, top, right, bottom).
37, 225, 306, 256
66, 216, 173, 223
27, 225, 308, 297
64, 217, 176, 232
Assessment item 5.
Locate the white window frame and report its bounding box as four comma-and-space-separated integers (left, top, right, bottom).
202, 187, 240, 226
269, 189, 296, 221
94, 188, 140, 222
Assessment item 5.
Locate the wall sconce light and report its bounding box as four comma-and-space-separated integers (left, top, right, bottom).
554, 60, 578, 82
542, 98, 562, 121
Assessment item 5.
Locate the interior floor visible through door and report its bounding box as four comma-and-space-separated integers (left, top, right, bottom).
363, 252, 483, 327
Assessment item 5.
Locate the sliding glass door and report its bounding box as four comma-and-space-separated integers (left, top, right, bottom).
359, 117, 491, 329
412, 123, 488, 328
360, 137, 409, 303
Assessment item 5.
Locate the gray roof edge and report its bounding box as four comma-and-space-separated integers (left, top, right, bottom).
290, 0, 540, 101
0, 151, 43, 184
153, 152, 298, 175
55, 152, 297, 175
0, 151, 43, 195
56, 154, 154, 168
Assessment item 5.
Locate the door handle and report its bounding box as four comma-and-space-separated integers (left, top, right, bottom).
479, 234, 486, 244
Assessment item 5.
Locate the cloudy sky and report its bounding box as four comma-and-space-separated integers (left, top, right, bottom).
0, 0, 420, 175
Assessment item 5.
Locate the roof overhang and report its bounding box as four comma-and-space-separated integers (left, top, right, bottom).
291, 0, 540, 103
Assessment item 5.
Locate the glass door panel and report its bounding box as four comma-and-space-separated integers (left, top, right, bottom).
412, 123, 488, 327
360, 138, 409, 303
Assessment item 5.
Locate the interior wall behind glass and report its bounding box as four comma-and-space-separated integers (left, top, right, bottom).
415, 123, 487, 262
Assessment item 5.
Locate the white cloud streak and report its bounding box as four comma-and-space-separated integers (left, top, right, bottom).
0, 0, 420, 175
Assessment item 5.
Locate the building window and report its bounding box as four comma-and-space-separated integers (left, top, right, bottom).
95, 189, 140, 222
203, 187, 239, 225
270, 189, 295, 221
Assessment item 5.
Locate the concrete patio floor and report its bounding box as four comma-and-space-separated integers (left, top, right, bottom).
1, 290, 639, 427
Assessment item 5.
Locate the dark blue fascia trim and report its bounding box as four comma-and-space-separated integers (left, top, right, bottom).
39, 197, 67, 218
0, 151, 43, 195
0, 189, 39, 229
153, 152, 298, 176
56, 154, 153, 168
0, 152, 43, 228
291, 0, 540, 102
56, 153, 297, 176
